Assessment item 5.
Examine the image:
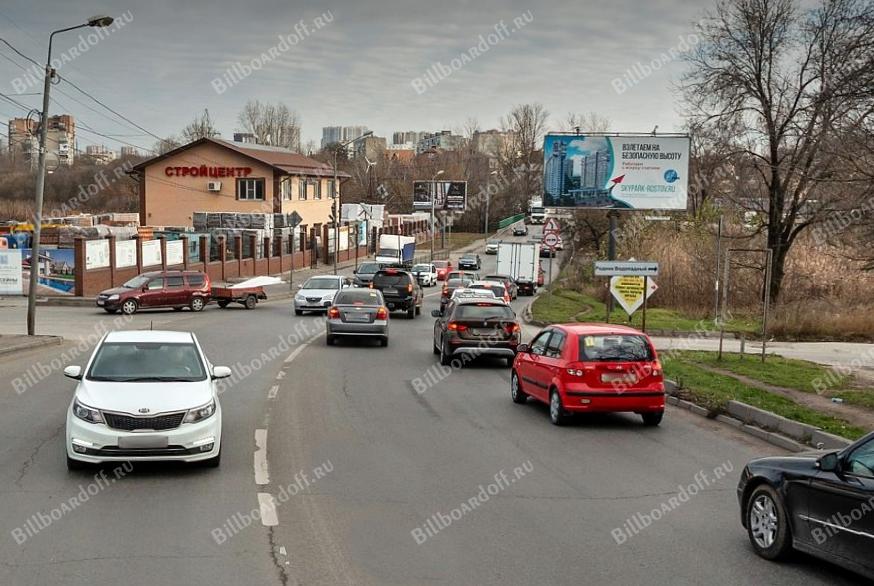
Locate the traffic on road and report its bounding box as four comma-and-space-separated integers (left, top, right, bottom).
0, 222, 869, 586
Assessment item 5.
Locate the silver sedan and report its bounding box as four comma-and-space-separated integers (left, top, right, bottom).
326, 288, 389, 347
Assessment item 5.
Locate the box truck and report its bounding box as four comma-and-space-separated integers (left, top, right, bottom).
497, 241, 541, 295
376, 234, 416, 266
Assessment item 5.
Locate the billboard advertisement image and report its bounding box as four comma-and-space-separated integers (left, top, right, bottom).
542, 134, 689, 210
412, 181, 467, 211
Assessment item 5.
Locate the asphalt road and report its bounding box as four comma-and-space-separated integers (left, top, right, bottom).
0, 228, 867, 586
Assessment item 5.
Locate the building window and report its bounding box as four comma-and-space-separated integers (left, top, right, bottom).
298, 178, 307, 200
237, 178, 265, 201
314, 180, 322, 200
280, 177, 291, 201
328, 179, 337, 199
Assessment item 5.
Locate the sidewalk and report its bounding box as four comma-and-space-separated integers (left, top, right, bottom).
0, 334, 63, 357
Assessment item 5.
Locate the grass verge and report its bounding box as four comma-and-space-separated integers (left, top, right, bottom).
531, 287, 759, 334
663, 358, 866, 440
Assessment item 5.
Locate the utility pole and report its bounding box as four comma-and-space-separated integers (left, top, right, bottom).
332, 130, 372, 275
27, 15, 114, 335
430, 169, 444, 261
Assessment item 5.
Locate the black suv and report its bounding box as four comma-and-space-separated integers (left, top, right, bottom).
432, 298, 521, 367
370, 268, 423, 319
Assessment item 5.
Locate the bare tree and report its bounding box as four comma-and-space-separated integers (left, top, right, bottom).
499, 103, 549, 207
181, 108, 220, 142
682, 0, 874, 301
237, 100, 302, 151
153, 135, 181, 155
562, 112, 611, 133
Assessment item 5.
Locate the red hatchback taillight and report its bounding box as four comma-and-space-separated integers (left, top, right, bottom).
376, 307, 388, 320
327, 307, 340, 319
447, 322, 468, 332
505, 323, 521, 334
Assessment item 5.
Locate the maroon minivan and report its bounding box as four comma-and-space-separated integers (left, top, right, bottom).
96, 271, 211, 315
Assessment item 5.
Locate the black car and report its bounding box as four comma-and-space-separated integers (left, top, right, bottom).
483, 273, 518, 300
370, 268, 423, 319
457, 254, 481, 270
737, 431, 874, 580
512, 225, 528, 236
352, 261, 386, 287
539, 246, 556, 258
431, 298, 520, 367
516, 277, 536, 296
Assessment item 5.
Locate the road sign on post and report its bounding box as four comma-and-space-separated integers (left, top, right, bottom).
543, 218, 560, 234
594, 261, 659, 277
609, 275, 657, 315
542, 232, 559, 249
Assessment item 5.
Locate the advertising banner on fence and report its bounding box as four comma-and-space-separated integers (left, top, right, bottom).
166, 240, 184, 266
85, 240, 110, 270
0, 249, 23, 295
142, 240, 162, 267
116, 240, 137, 268
542, 134, 689, 210
412, 181, 467, 211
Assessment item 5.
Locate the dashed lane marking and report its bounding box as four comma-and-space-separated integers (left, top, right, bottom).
258, 493, 279, 526
254, 429, 270, 485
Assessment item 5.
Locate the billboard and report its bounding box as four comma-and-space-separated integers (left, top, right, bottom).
0, 250, 23, 295
412, 181, 468, 211
542, 134, 689, 210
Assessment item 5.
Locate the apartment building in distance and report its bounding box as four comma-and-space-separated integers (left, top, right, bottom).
84, 145, 118, 165
7, 114, 76, 168
415, 130, 465, 154
321, 125, 369, 149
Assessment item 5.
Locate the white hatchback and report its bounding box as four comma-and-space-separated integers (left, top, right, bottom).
64, 330, 228, 470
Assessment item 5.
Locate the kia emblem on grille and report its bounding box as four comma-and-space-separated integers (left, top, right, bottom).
138, 408, 150, 414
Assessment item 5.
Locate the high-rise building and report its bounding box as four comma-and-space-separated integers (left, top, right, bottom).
85, 144, 118, 164
352, 135, 387, 161
7, 114, 76, 168
581, 151, 610, 189
545, 140, 569, 198
471, 129, 511, 159
120, 146, 140, 157
392, 130, 427, 146
415, 130, 465, 154
321, 126, 369, 149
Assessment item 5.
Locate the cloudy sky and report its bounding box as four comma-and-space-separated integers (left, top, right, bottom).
0, 0, 707, 153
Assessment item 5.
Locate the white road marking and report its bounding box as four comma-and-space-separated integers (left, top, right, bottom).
268, 385, 279, 399
254, 429, 270, 485
258, 493, 279, 526
276, 371, 286, 380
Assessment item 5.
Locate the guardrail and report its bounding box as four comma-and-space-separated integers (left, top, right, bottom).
498, 214, 526, 229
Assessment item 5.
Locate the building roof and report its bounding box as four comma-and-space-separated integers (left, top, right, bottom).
132, 137, 350, 178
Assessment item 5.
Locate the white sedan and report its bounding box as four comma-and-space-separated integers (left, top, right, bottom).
294, 274, 353, 315
65, 330, 227, 470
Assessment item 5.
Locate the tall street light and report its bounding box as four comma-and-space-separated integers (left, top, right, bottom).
430, 169, 444, 262
27, 15, 114, 336
483, 169, 498, 235
332, 130, 372, 275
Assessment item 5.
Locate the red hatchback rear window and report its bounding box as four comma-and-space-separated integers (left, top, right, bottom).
578, 334, 653, 362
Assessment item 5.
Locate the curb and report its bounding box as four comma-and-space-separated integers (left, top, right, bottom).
36, 296, 94, 307
665, 379, 852, 452
0, 335, 64, 358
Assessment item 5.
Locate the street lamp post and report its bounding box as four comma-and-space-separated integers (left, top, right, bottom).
483, 170, 498, 234
332, 130, 372, 275
430, 169, 444, 262
26, 15, 114, 336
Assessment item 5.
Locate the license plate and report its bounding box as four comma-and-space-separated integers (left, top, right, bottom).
601, 373, 637, 383
118, 435, 168, 449
96, 299, 105, 306
383, 288, 397, 294
346, 313, 369, 322
472, 328, 496, 336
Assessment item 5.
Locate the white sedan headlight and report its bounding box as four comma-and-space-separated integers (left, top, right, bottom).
73, 399, 104, 424
184, 400, 216, 423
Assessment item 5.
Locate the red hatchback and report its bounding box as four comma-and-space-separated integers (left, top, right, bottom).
511, 324, 665, 426
433, 260, 452, 281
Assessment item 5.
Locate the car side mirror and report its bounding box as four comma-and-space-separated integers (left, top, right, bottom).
297, 284, 303, 289
431, 309, 442, 318
63, 365, 82, 380
517, 344, 530, 353
817, 452, 840, 473
212, 366, 232, 379
142, 286, 149, 292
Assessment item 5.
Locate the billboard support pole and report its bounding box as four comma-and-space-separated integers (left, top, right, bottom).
642, 275, 648, 333
605, 210, 619, 320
